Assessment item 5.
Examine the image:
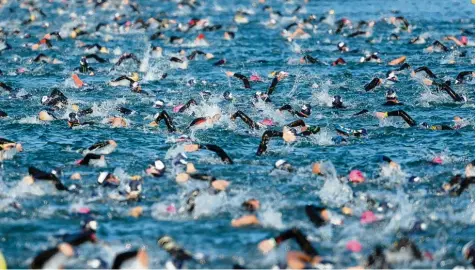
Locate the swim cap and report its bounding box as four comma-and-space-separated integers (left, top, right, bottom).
87, 258, 108, 269
97, 172, 109, 184
154, 159, 165, 170
386, 71, 397, 81
275, 159, 289, 169
346, 240, 362, 252
460, 36, 468, 45
250, 73, 261, 82
223, 91, 233, 100
360, 211, 377, 224
261, 118, 274, 126
432, 156, 443, 164
154, 100, 165, 108
349, 170, 365, 183
386, 90, 397, 99
41, 96, 49, 104
81, 217, 98, 232
337, 42, 345, 49
173, 104, 184, 113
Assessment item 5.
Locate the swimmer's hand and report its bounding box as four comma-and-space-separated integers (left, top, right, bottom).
422, 78, 433, 86
176, 173, 189, 183
258, 238, 277, 254
231, 215, 259, 227
184, 144, 199, 152
225, 71, 234, 77
375, 112, 387, 119
186, 163, 197, 174
211, 179, 230, 191
312, 162, 322, 175
282, 127, 296, 142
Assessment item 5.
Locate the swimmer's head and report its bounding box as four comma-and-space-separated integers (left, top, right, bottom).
332, 95, 343, 107
223, 91, 233, 101
153, 99, 165, 108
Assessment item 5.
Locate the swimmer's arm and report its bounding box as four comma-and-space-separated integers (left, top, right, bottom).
377, 110, 417, 126
85, 54, 107, 63
456, 71, 474, 84
413, 66, 437, 78
364, 78, 381, 91
441, 84, 464, 102
266, 77, 279, 96
178, 99, 197, 113
231, 111, 259, 129
256, 130, 283, 156
260, 228, 318, 256
285, 119, 306, 128
444, 36, 464, 47
198, 144, 233, 164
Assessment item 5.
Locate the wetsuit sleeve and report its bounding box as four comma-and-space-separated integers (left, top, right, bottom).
273, 228, 318, 256
386, 110, 417, 126
414, 66, 437, 78
278, 104, 295, 115
178, 99, 197, 113
112, 250, 139, 269
28, 166, 58, 181
187, 51, 198, 60
304, 55, 318, 64
85, 54, 107, 63
348, 31, 366, 37
231, 111, 259, 129
285, 120, 306, 128
130, 53, 141, 64
188, 117, 207, 128
67, 232, 96, 246
354, 109, 369, 116
198, 144, 233, 164
364, 78, 381, 91
233, 73, 251, 89
189, 173, 216, 182
80, 153, 101, 165
456, 71, 473, 84
440, 84, 464, 102
266, 77, 279, 96
31, 247, 59, 269
78, 108, 93, 117
155, 110, 177, 132
454, 176, 475, 196
256, 130, 283, 156
432, 40, 449, 52
396, 63, 411, 71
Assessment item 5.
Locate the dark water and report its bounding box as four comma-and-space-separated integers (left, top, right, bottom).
0, 0, 474, 268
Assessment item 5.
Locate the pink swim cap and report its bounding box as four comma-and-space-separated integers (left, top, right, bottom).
349, 170, 365, 183
166, 204, 176, 214
173, 104, 184, 113
360, 211, 377, 224
250, 74, 262, 82
460, 36, 468, 45
346, 240, 362, 252
432, 156, 443, 164
260, 118, 274, 126
78, 207, 90, 214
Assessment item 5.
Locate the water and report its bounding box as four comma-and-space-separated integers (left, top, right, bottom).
0, 0, 474, 268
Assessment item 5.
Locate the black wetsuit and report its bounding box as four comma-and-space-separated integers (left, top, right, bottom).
231, 111, 260, 130
154, 110, 177, 132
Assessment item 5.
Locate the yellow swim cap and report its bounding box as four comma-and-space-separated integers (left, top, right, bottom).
0, 250, 7, 269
